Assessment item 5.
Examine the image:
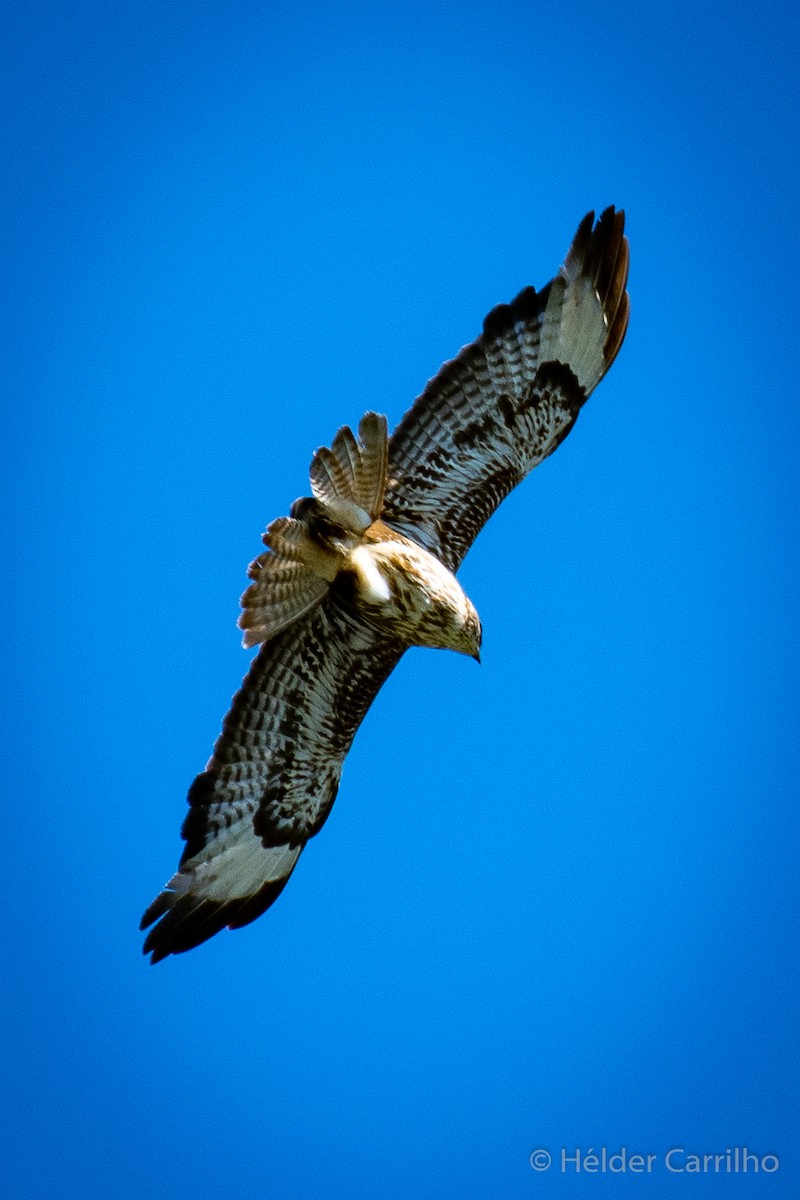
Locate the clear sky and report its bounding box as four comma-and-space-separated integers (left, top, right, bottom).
4, 2, 799, 1197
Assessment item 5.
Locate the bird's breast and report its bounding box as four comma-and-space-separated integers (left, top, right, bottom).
336, 532, 478, 656
346, 543, 393, 604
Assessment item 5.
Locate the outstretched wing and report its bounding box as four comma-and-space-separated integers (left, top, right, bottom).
382, 208, 629, 571
141, 596, 405, 962
142, 208, 629, 962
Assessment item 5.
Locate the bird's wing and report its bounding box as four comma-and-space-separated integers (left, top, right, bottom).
142, 209, 629, 962
382, 208, 629, 572
141, 596, 405, 962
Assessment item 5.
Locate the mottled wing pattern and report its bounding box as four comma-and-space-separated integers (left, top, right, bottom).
142, 208, 629, 962
382, 208, 629, 571
141, 596, 405, 962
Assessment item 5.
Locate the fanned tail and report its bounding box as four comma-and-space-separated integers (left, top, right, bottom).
238, 413, 390, 647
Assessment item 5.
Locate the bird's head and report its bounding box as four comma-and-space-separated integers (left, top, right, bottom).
444, 596, 482, 662
461, 600, 483, 663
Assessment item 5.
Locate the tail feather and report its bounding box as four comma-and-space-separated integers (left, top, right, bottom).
239, 553, 328, 647
309, 411, 388, 521
236, 413, 389, 647
262, 516, 312, 562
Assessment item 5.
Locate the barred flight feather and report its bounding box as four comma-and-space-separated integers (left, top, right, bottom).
142, 208, 630, 961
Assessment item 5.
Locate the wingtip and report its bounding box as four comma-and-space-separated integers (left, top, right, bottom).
566, 206, 626, 266
140, 865, 301, 963
568, 205, 630, 374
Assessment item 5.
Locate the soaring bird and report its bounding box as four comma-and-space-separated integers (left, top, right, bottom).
141, 208, 630, 962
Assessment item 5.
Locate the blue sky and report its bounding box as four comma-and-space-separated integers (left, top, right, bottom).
4, 2, 799, 1197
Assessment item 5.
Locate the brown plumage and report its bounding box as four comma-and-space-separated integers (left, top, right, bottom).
141, 207, 630, 962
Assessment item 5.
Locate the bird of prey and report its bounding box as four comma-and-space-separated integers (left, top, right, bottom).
141, 208, 630, 962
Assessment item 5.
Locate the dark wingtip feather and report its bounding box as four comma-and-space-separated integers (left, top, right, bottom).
605, 288, 630, 370
603, 232, 629, 328
575, 206, 630, 376
568, 210, 596, 266
141, 874, 295, 964
598, 211, 630, 373
139, 891, 172, 931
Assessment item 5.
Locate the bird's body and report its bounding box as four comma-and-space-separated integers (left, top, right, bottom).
142, 208, 630, 962
341, 521, 482, 658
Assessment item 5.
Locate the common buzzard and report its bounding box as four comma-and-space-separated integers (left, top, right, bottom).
142, 208, 630, 961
